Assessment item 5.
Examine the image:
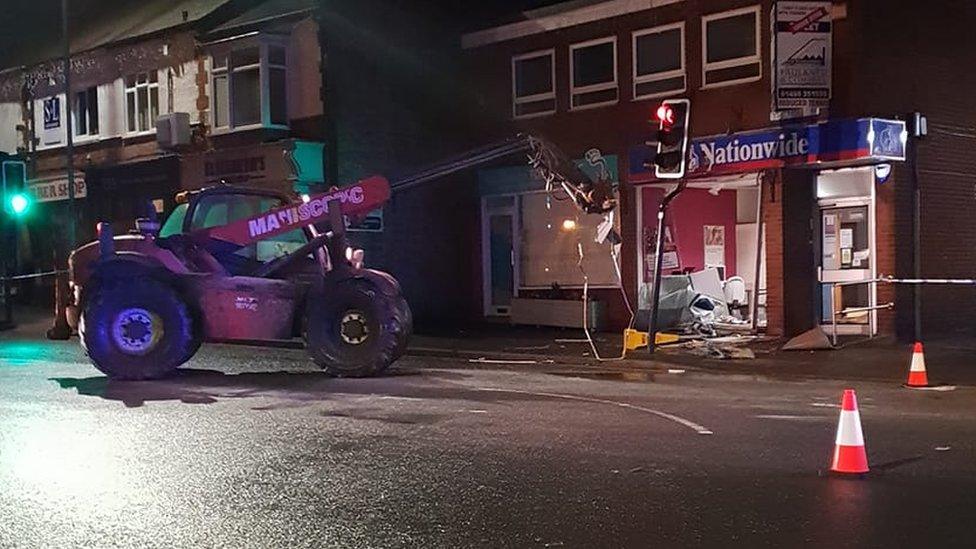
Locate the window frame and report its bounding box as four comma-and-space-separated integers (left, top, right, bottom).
123, 71, 160, 135
701, 5, 762, 89
210, 38, 290, 133
569, 35, 618, 111
511, 48, 557, 120
631, 22, 686, 101
73, 86, 99, 139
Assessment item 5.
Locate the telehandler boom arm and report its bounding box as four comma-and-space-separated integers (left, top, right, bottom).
195, 135, 617, 248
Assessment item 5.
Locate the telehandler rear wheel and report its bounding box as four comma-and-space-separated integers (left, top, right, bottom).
80, 277, 196, 380
305, 277, 410, 377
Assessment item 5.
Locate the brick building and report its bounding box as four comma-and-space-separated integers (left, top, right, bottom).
0, 0, 330, 280
459, 0, 976, 340
0, 0, 501, 327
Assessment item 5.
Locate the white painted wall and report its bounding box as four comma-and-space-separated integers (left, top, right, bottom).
168, 60, 200, 123
0, 102, 21, 154
99, 80, 124, 138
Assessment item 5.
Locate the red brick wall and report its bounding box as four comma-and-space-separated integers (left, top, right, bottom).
762, 170, 784, 336
875, 172, 897, 334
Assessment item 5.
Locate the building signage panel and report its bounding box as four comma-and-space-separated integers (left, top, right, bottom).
29, 177, 86, 203
629, 118, 906, 182
41, 96, 63, 146
869, 119, 907, 160
774, 1, 832, 110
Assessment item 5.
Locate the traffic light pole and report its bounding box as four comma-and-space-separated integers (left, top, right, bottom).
647, 181, 685, 353
0, 214, 14, 330
62, 0, 76, 250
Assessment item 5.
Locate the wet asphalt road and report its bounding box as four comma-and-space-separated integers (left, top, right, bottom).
1, 337, 976, 548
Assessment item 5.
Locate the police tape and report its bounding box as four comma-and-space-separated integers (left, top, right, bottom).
881, 275, 976, 285
0, 270, 68, 282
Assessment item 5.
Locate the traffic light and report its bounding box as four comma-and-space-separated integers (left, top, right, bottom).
2, 160, 29, 217
649, 99, 691, 179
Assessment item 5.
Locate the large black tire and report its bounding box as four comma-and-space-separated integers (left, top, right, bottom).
305, 276, 411, 377
79, 277, 196, 380
393, 296, 412, 360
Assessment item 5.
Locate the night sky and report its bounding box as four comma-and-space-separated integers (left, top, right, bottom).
0, 0, 570, 69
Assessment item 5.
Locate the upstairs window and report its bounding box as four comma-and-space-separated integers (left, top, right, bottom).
570, 37, 617, 109
125, 72, 159, 133
633, 23, 686, 100
212, 42, 288, 130
512, 50, 555, 119
74, 86, 99, 137
702, 6, 761, 88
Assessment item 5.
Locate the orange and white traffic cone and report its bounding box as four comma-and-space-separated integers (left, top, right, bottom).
830, 389, 869, 475
905, 342, 929, 388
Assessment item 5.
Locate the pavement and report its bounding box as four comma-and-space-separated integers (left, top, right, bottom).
7, 305, 976, 385
410, 323, 976, 386
2, 308, 976, 547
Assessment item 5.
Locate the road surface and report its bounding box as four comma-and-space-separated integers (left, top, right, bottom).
1, 337, 974, 547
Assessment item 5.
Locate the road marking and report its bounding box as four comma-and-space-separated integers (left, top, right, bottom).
756, 414, 830, 421
810, 402, 840, 408
905, 385, 957, 392
475, 387, 713, 435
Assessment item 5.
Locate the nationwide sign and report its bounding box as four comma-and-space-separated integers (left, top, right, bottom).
629, 118, 907, 182
774, 1, 832, 109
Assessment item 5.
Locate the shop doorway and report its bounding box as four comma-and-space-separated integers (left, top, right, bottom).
481, 195, 517, 316
817, 168, 876, 335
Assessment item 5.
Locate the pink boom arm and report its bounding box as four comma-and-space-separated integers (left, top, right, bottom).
196, 176, 391, 246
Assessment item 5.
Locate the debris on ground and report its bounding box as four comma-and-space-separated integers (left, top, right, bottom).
468, 357, 555, 365
506, 344, 551, 352
676, 338, 756, 360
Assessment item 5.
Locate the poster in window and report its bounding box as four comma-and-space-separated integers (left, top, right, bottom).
644, 223, 680, 281
703, 225, 725, 267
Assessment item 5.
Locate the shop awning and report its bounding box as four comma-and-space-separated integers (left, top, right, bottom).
629, 117, 907, 184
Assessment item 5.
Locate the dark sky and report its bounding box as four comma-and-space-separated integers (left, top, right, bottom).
0, 0, 568, 67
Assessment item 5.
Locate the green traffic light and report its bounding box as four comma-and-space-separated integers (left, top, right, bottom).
10, 192, 29, 215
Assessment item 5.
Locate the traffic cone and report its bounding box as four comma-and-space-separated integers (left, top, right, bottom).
830, 389, 869, 474
905, 342, 929, 387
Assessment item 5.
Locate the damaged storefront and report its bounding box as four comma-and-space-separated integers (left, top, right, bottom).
477, 153, 623, 330
630, 117, 907, 339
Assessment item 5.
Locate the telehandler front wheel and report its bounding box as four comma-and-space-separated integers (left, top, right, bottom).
80, 277, 196, 380
305, 277, 410, 377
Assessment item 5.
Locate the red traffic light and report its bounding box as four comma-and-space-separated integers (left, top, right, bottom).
656, 103, 675, 126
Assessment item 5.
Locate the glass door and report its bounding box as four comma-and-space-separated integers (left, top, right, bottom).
819, 203, 874, 333
481, 195, 517, 316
